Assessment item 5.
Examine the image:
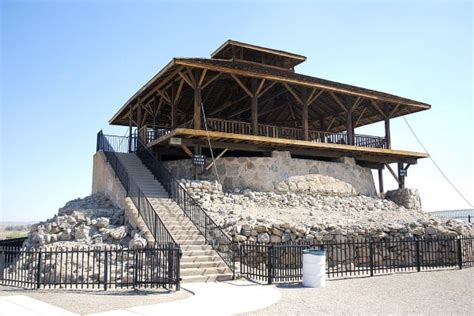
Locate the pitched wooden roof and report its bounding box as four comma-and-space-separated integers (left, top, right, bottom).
110, 53, 430, 129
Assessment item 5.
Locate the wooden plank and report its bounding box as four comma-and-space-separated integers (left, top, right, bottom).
231, 74, 253, 97
205, 148, 228, 170
329, 91, 347, 112
194, 71, 202, 130
385, 163, 400, 184
180, 144, 193, 158
150, 128, 429, 159
174, 59, 431, 109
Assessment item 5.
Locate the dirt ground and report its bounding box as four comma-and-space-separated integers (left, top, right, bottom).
243, 268, 474, 315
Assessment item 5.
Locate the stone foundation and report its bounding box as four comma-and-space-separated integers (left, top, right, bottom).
385, 188, 422, 210
164, 152, 376, 196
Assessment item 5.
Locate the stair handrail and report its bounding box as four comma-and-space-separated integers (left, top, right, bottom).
134, 137, 237, 274
96, 131, 179, 247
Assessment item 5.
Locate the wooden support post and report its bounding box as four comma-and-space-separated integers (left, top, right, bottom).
171, 85, 177, 129
193, 145, 202, 180
347, 108, 354, 145
136, 98, 143, 143
302, 90, 309, 141
128, 110, 133, 152
384, 118, 391, 149
398, 162, 405, 189
378, 168, 384, 195
193, 72, 202, 130
251, 79, 258, 135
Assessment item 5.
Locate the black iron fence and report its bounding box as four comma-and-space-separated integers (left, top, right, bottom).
0, 237, 27, 248
135, 137, 237, 276
96, 131, 178, 247
430, 210, 473, 223
0, 245, 181, 290
240, 236, 474, 284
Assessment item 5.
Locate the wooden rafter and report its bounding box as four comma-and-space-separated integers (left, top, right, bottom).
231, 74, 253, 97
201, 72, 222, 90
329, 91, 347, 112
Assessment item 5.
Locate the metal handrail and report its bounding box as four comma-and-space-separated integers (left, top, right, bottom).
134, 137, 236, 275
96, 131, 179, 247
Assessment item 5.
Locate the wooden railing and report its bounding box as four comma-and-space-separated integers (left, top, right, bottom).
138, 118, 386, 149
205, 118, 386, 149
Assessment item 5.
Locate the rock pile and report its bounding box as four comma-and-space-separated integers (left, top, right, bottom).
24, 193, 147, 249
179, 179, 473, 243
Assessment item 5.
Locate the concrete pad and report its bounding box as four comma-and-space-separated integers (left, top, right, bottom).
0, 295, 77, 316
88, 280, 281, 316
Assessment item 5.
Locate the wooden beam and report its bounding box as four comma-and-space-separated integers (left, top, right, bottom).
251, 79, 259, 135
283, 83, 304, 105
205, 148, 228, 170
178, 71, 195, 88
201, 72, 222, 90
180, 144, 193, 158
355, 107, 367, 127
308, 89, 324, 105
256, 79, 266, 96
257, 81, 277, 97
174, 79, 185, 104
329, 91, 347, 112
370, 100, 387, 118
389, 103, 401, 118
385, 163, 401, 184
378, 168, 384, 194
193, 71, 202, 130
231, 74, 253, 97
385, 118, 391, 149
198, 69, 208, 87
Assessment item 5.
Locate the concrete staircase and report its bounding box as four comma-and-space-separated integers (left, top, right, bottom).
116, 153, 233, 283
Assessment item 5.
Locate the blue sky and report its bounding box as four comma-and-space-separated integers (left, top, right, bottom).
1, 1, 472, 222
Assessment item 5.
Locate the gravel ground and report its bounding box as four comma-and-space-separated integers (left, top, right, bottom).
0, 286, 192, 314
242, 268, 474, 315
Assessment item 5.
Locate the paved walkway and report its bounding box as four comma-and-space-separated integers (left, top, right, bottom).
0, 295, 76, 316
0, 280, 280, 315
90, 280, 280, 316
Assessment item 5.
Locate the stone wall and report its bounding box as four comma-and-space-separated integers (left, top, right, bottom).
164, 152, 376, 196
91, 152, 153, 243
385, 188, 422, 210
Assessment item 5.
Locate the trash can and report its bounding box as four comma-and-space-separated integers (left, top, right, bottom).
302, 248, 326, 288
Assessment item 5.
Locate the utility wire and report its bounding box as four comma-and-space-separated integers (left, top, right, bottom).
403, 116, 473, 207
200, 101, 222, 185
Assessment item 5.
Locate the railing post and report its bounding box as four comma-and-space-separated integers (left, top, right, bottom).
415, 238, 421, 272
133, 250, 138, 288
369, 240, 374, 277
457, 237, 463, 270
0, 247, 4, 282
36, 250, 42, 289
176, 248, 182, 291
267, 244, 273, 285
104, 250, 108, 290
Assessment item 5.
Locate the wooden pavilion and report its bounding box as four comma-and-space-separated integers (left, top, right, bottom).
109, 40, 430, 192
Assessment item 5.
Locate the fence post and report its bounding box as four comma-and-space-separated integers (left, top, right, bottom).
104, 250, 108, 290
36, 250, 42, 289
176, 248, 182, 291
415, 238, 421, 272
369, 240, 374, 277
457, 237, 463, 270
167, 246, 174, 286
267, 245, 273, 285
133, 250, 138, 288
0, 247, 4, 282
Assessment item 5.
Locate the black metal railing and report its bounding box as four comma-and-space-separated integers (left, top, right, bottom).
96, 131, 178, 249
134, 137, 237, 276
240, 236, 473, 284
0, 245, 181, 290
0, 237, 27, 248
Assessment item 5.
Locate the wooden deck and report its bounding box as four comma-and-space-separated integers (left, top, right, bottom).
148, 128, 428, 164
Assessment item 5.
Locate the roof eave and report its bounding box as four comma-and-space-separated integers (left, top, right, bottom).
109, 59, 177, 125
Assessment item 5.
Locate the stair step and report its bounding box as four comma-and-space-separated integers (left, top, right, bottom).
181, 261, 227, 269
181, 255, 222, 263
178, 240, 207, 246
181, 273, 233, 283
181, 244, 213, 251
180, 267, 230, 276
182, 249, 217, 256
